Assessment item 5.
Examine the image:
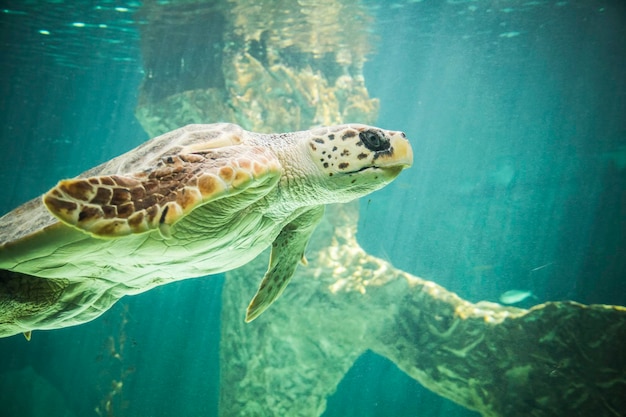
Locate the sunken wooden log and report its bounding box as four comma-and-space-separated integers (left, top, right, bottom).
219, 202, 626, 417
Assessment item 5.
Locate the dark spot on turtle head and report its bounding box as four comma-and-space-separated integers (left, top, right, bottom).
323, 162, 329, 168
165, 156, 174, 164
357, 153, 368, 160
328, 134, 335, 140
310, 142, 317, 151
338, 162, 349, 170
332, 146, 338, 152
341, 149, 350, 157
342, 131, 357, 140
314, 138, 325, 144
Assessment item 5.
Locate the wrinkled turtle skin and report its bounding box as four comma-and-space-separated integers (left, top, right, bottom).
0, 123, 412, 338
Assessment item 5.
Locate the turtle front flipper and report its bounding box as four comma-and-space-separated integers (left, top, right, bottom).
245, 206, 325, 322
43, 147, 282, 238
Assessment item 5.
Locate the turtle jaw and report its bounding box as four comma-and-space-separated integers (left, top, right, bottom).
354, 164, 405, 178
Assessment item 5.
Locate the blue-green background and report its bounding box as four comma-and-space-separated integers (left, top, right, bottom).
1, 1, 625, 416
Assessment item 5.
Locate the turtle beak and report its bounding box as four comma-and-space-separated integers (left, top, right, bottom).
375, 131, 413, 172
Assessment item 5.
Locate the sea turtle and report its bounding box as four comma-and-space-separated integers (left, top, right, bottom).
0, 123, 412, 338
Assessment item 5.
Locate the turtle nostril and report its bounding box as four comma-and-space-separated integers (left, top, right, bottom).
359, 130, 390, 152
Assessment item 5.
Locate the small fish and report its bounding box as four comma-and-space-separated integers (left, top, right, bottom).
499, 289, 534, 305
499, 31, 521, 38
530, 262, 554, 272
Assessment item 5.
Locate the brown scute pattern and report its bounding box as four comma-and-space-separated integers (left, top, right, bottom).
111, 175, 140, 188
95, 220, 126, 236
127, 211, 145, 228
232, 170, 252, 189
60, 180, 94, 202
102, 205, 117, 218
252, 162, 266, 177
176, 187, 202, 211
130, 186, 146, 200
42, 145, 281, 237
238, 159, 252, 170
91, 187, 112, 205
45, 197, 77, 214
198, 174, 221, 196
78, 206, 101, 222
99, 176, 115, 186
219, 166, 235, 182
117, 203, 135, 218
111, 188, 132, 205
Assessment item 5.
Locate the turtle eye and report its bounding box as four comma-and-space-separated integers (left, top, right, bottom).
359, 130, 390, 152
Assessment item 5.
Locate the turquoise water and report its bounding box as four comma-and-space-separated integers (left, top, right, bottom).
1, 1, 625, 416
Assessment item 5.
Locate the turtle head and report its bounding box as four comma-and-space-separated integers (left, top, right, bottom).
304, 124, 413, 202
